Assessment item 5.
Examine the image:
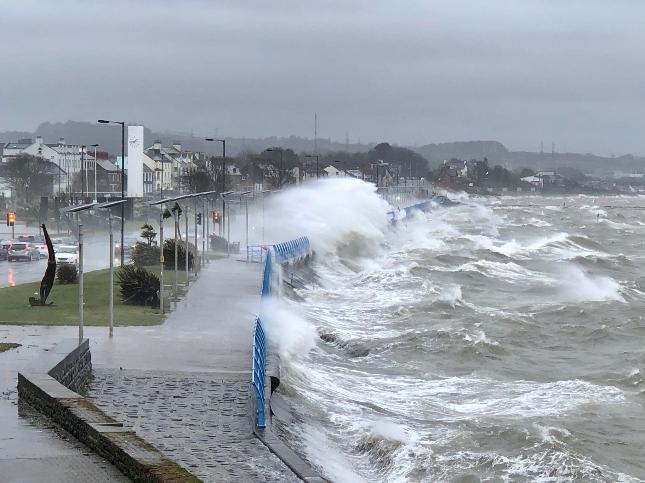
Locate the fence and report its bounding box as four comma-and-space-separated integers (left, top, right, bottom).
251, 236, 312, 428
247, 245, 270, 264
251, 316, 267, 428
273, 237, 311, 264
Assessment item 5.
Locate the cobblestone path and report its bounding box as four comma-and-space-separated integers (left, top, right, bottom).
88, 368, 300, 482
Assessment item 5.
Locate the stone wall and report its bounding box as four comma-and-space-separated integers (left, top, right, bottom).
48, 338, 92, 392
18, 338, 201, 483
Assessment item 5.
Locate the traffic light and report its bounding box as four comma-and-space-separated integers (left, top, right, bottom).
213, 210, 220, 223
6, 212, 15, 227
196, 213, 202, 225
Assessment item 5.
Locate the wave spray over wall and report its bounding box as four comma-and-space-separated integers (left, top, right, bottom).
262, 183, 645, 482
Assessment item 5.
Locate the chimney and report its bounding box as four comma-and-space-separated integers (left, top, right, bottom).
153, 140, 162, 150
36, 136, 43, 145
58, 137, 65, 145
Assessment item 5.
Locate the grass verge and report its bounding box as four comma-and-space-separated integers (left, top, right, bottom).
0, 342, 21, 352
0, 267, 193, 326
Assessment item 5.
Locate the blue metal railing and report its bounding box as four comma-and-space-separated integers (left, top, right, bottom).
252, 316, 267, 428
261, 248, 273, 297
251, 236, 312, 428
273, 236, 311, 264
387, 195, 451, 221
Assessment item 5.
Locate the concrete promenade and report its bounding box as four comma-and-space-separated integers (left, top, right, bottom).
86, 257, 300, 481
1, 257, 300, 481
0, 332, 128, 482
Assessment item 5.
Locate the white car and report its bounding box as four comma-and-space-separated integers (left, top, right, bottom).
55, 245, 79, 266
34, 244, 49, 258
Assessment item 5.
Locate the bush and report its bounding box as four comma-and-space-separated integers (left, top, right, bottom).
131, 242, 160, 267
56, 264, 78, 284
116, 265, 160, 307
163, 239, 195, 270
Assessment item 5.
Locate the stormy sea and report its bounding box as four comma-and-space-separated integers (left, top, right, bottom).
261, 179, 645, 482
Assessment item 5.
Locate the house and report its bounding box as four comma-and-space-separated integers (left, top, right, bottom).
95, 159, 123, 195
2, 137, 95, 191
144, 141, 205, 194
323, 165, 345, 177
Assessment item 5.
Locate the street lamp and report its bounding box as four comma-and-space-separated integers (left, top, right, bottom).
97, 199, 127, 336
205, 138, 226, 238
64, 202, 98, 344
304, 154, 320, 179
91, 144, 99, 202
98, 119, 126, 266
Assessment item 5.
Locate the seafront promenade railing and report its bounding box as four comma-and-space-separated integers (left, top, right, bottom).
251, 316, 267, 428
251, 236, 312, 428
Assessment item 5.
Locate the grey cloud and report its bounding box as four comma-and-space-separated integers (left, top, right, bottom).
1, 0, 644, 155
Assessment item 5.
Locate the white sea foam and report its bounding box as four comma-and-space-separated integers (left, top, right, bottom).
263, 178, 390, 257
260, 297, 317, 361
554, 264, 625, 303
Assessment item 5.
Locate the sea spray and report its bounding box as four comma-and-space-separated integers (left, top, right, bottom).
262, 178, 391, 257
260, 297, 317, 361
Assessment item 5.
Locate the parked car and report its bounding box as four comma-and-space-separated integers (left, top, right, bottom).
17, 235, 36, 242
55, 245, 79, 266
0, 240, 11, 252
8, 242, 40, 262
34, 244, 50, 258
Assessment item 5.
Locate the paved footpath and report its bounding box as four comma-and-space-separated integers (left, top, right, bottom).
85, 257, 300, 481
0, 333, 128, 482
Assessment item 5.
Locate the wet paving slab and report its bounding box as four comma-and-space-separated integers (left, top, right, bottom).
88, 368, 300, 482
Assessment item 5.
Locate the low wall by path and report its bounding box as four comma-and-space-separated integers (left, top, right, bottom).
17, 339, 201, 483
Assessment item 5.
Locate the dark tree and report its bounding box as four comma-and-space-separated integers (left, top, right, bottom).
0, 154, 58, 203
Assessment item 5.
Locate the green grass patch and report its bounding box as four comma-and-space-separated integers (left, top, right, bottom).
0, 267, 193, 327
0, 342, 21, 352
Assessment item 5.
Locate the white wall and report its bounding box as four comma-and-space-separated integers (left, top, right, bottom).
127, 125, 144, 197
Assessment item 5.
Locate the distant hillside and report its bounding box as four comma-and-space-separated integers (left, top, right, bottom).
414, 141, 509, 166
0, 121, 371, 157
1, 121, 642, 175
413, 140, 644, 174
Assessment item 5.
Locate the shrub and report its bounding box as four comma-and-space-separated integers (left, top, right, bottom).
116, 265, 160, 307
56, 264, 78, 284
163, 239, 195, 270
131, 242, 160, 267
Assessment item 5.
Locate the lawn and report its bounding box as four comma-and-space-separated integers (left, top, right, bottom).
0, 267, 191, 326
0, 342, 21, 352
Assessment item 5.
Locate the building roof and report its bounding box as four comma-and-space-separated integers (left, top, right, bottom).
96, 159, 120, 172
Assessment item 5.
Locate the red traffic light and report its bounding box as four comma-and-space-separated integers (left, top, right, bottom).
212, 210, 220, 223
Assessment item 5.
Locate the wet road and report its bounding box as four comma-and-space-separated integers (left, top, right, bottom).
0, 236, 112, 288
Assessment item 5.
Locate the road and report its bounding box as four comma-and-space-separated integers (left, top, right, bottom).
0, 235, 114, 289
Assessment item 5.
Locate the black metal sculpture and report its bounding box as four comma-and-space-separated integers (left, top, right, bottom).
29, 224, 56, 306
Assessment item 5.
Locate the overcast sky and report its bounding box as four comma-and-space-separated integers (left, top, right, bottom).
1, 0, 643, 155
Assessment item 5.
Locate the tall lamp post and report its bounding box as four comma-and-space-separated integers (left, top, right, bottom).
91, 144, 99, 202
205, 138, 226, 236
98, 199, 127, 336
64, 202, 98, 344
304, 154, 319, 179
98, 119, 126, 266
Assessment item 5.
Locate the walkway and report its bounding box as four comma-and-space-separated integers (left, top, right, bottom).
0, 332, 128, 483
85, 257, 299, 481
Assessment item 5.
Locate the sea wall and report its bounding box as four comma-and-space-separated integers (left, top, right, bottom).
252, 242, 327, 482
18, 338, 200, 483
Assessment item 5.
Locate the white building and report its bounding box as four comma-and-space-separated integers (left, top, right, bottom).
2, 137, 96, 194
